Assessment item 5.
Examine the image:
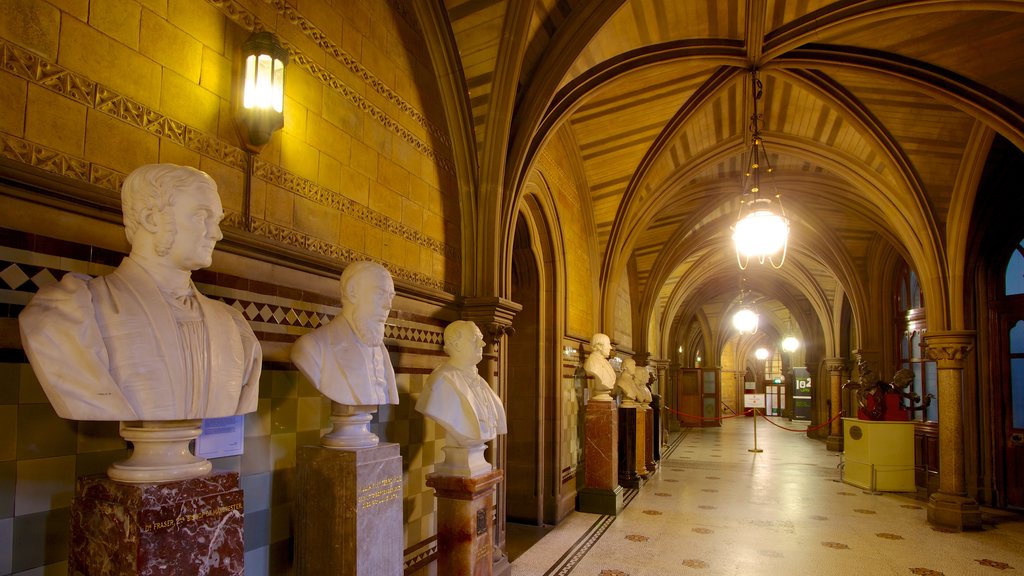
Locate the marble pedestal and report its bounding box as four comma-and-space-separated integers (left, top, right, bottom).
427, 469, 503, 576
651, 394, 662, 461
618, 406, 640, 489
69, 472, 244, 575
635, 407, 648, 478
295, 443, 403, 576
643, 405, 656, 473
578, 399, 623, 515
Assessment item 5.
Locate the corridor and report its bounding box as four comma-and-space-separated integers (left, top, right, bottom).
510, 417, 1024, 576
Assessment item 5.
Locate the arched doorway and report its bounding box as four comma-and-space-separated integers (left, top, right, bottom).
971, 135, 1024, 509
506, 214, 543, 524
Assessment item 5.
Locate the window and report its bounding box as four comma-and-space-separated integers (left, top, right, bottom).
1007, 238, 1024, 429
1007, 238, 1024, 296
896, 267, 938, 421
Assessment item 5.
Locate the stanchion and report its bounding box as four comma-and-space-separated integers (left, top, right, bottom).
748, 407, 763, 453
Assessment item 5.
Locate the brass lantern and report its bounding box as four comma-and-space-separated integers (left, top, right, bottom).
237, 31, 288, 153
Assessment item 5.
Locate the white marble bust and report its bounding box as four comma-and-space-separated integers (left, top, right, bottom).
616, 358, 642, 406
416, 320, 507, 475
584, 333, 616, 401
635, 364, 652, 405
417, 320, 508, 447
291, 261, 398, 407
19, 163, 262, 421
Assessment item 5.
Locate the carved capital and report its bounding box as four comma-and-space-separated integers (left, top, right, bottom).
923, 331, 975, 370
824, 358, 846, 374
461, 296, 522, 351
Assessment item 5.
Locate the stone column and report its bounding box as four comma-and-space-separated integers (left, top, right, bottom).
825, 358, 845, 451
462, 297, 521, 576
923, 330, 981, 531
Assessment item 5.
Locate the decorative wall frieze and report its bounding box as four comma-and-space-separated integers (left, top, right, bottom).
0, 132, 125, 191
223, 210, 453, 294
253, 158, 459, 261
0, 38, 248, 172
207, 0, 455, 175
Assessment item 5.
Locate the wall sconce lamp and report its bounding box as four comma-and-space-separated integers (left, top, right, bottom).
236, 31, 288, 153
235, 31, 287, 231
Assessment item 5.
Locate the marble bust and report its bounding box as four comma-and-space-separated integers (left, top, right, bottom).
291, 260, 398, 407
616, 358, 642, 406
635, 364, 652, 405
584, 333, 616, 401
416, 320, 507, 447
416, 320, 507, 475
19, 163, 262, 422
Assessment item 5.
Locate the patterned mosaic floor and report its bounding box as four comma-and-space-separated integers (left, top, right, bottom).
510, 416, 1024, 576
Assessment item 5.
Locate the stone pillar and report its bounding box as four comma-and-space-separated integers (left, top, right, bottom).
295, 444, 403, 575
462, 296, 521, 576
69, 472, 244, 575
923, 331, 981, 531
825, 358, 845, 451
427, 470, 504, 576
578, 399, 623, 514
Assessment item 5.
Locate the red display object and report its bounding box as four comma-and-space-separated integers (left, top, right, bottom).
857, 392, 909, 421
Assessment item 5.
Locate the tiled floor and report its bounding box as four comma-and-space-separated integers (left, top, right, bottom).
510, 416, 1024, 576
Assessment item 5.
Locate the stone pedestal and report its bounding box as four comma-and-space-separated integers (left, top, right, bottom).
643, 405, 656, 473
295, 443, 403, 575
109, 420, 211, 483
618, 406, 640, 488
427, 469, 503, 576
578, 399, 623, 515
651, 394, 662, 461
69, 472, 244, 575
635, 407, 648, 477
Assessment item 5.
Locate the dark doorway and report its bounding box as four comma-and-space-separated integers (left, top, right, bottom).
506, 215, 542, 523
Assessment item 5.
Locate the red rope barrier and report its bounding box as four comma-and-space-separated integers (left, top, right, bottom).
755, 410, 843, 432
661, 404, 844, 431
661, 405, 743, 421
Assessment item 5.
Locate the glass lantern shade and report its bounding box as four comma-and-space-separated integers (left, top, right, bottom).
734, 200, 789, 265
237, 31, 288, 153
732, 307, 759, 334
754, 347, 770, 361
243, 53, 285, 113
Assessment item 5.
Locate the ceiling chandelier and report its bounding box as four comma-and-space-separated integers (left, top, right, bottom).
733, 69, 789, 270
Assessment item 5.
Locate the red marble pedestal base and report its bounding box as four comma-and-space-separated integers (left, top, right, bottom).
295, 443, 403, 576
69, 472, 244, 576
579, 399, 623, 515
427, 469, 504, 576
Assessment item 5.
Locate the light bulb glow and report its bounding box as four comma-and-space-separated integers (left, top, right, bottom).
732, 308, 759, 334
243, 54, 285, 112
733, 209, 789, 258
782, 336, 800, 352
754, 348, 770, 361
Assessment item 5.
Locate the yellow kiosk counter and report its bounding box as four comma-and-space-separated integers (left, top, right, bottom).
841, 418, 916, 492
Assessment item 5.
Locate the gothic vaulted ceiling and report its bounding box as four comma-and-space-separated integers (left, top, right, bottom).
436, 0, 1024, 357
